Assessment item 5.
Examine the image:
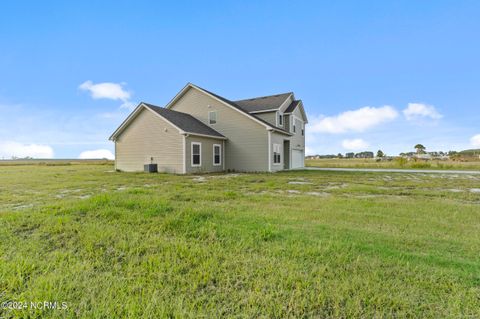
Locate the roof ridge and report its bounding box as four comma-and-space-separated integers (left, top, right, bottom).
143, 102, 190, 115
144, 102, 210, 122
233, 92, 293, 102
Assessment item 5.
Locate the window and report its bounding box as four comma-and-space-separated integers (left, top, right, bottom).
213, 144, 221, 166
293, 117, 304, 134
191, 142, 201, 167
278, 114, 283, 126
273, 144, 281, 165
209, 111, 217, 124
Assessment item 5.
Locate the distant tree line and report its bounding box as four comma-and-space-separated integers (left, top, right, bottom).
307, 144, 480, 160
308, 151, 376, 159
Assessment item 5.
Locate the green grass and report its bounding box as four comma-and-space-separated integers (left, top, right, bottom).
1, 164, 480, 318
306, 158, 480, 170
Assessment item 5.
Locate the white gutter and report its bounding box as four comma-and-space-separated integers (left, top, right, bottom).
182, 135, 186, 174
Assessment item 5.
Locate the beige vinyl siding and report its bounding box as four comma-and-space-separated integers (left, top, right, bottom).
115, 108, 183, 173
170, 87, 269, 172
270, 132, 287, 172
291, 106, 305, 151
255, 111, 277, 127
185, 135, 224, 173
284, 114, 290, 132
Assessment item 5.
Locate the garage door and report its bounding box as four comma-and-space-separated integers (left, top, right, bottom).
292, 150, 304, 168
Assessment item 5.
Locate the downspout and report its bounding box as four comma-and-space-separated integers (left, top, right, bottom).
114, 139, 117, 171
268, 130, 272, 172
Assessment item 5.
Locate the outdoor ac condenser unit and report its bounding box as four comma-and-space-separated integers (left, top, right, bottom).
144, 164, 157, 173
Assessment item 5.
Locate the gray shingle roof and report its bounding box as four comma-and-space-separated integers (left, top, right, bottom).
284, 100, 301, 113
143, 103, 225, 138
285, 99, 308, 123
233, 92, 292, 113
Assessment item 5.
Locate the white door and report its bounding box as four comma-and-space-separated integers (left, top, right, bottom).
292, 150, 304, 168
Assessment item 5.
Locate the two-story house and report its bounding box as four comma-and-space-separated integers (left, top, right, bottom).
109, 83, 308, 173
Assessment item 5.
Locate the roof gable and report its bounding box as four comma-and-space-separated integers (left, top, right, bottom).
144, 103, 225, 138
284, 100, 308, 123
109, 102, 225, 141
166, 83, 292, 136
284, 100, 300, 113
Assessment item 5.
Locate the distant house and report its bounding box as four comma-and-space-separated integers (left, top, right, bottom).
355, 151, 374, 159
109, 83, 308, 173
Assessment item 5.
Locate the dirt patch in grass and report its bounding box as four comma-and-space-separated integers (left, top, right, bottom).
306, 191, 330, 197
288, 181, 313, 185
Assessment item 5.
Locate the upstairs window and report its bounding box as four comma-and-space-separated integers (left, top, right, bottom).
213, 144, 221, 166
278, 114, 283, 126
209, 111, 217, 124
273, 144, 281, 164
191, 142, 201, 167
293, 118, 304, 134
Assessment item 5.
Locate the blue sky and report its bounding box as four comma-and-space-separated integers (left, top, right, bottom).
1, 1, 479, 158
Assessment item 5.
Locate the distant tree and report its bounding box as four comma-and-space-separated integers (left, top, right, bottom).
414, 144, 426, 154
376, 150, 385, 158
337, 153, 343, 158
345, 152, 355, 158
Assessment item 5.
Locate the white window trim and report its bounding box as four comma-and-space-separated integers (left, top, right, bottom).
222, 140, 225, 170
277, 112, 284, 127
208, 111, 217, 125
273, 143, 281, 165
191, 142, 201, 167
213, 144, 221, 166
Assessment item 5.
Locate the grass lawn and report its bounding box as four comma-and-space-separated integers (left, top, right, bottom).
306, 158, 480, 170
1, 163, 480, 318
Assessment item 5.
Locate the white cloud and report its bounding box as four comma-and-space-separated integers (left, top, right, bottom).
342, 138, 369, 150
79, 80, 131, 101
310, 106, 398, 134
470, 134, 480, 147
403, 103, 442, 121
0, 141, 54, 159
79, 80, 136, 110
79, 149, 114, 160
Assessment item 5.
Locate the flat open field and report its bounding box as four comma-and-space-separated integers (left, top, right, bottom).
1, 164, 480, 318
306, 158, 480, 170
